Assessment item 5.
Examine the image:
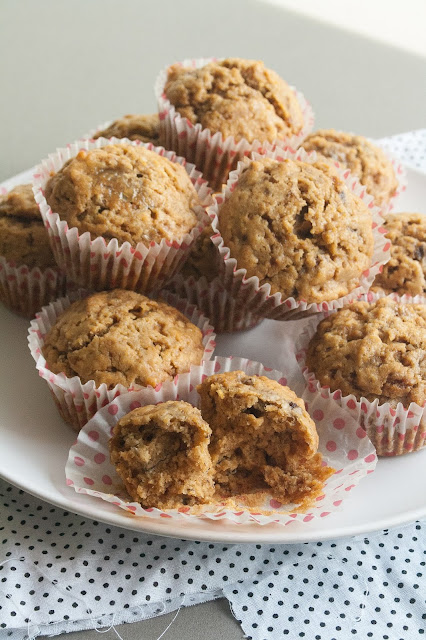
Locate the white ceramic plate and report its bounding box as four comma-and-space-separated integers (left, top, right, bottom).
1, 167, 425, 544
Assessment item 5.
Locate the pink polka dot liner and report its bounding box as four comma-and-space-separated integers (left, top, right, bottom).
209, 147, 391, 322
27, 289, 216, 432
32, 137, 213, 295
154, 57, 314, 191
295, 292, 426, 457
164, 273, 263, 333
65, 356, 377, 526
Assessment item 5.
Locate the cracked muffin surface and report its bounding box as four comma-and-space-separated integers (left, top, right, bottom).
197, 371, 333, 507
0, 184, 56, 269
306, 298, 426, 407
164, 58, 304, 144
109, 401, 214, 509
45, 144, 200, 245
42, 289, 204, 388
93, 114, 160, 144
218, 157, 374, 302
302, 129, 398, 207
371, 212, 426, 295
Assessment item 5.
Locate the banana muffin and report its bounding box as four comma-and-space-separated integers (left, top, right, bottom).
0, 184, 56, 270
302, 129, 398, 207
371, 212, 426, 295
93, 113, 160, 144
306, 298, 426, 407
45, 143, 200, 246
198, 371, 333, 506
217, 157, 374, 303
164, 58, 304, 144
42, 289, 205, 389
110, 401, 215, 509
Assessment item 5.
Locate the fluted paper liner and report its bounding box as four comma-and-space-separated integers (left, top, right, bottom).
155, 57, 314, 190
32, 138, 212, 294
209, 147, 391, 321
164, 273, 263, 333
0, 257, 66, 319
28, 290, 216, 431
374, 141, 407, 212
65, 356, 376, 526
295, 292, 426, 457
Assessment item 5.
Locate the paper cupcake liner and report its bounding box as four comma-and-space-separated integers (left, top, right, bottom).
32, 138, 212, 295
155, 57, 314, 191
209, 146, 391, 322
163, 274, 263, 333
28, 289, 216, 431
295, 292, 426, 457
65, 355, 376, 526
374, 142, 408, 213
0, 256, 66, 319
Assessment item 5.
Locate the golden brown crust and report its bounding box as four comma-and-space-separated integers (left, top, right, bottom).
93, 114, 160, 144
197, 371, 332, 506
371, 213, 426, 295
45, 144, 200, 246
302, 129, 398, 207
218, 157, 374, 302
109, 401, 214, 509
165, 58, 304, 144
306, 298, 426, 407
0, 184, 56, 269
42, 289, 204, 388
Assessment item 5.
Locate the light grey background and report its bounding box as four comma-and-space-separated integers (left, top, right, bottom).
1, 0, 426, 638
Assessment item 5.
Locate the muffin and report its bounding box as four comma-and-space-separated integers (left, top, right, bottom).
216, 156, 374, 303
302, 129, 398, 207
0, 184, 65, 317
35, 139, 211, 293
45, 143, 200, 245
42, 289, 206, 389
306, 298, 426, 407
156, 57, 313, 190
371, 213, 426, 295
304, 297, 426, 455
197, 370, 333, 507
93, 114, 160, 144
164, 58, 304, 144
109, 401, 215, 509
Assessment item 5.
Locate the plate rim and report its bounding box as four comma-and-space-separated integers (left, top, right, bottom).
1, 162, 425, 544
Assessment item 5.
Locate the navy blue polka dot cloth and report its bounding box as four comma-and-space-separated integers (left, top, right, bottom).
0, 131, 426, 639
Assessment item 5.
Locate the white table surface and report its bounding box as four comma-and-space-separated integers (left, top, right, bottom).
0, 1, 425, 638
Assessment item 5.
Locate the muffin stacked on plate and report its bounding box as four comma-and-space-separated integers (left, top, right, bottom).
0, 184, 66, 317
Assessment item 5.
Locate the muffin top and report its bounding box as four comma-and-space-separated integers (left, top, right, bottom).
164, 58, 304, 144
45, 144, 200, 246
109, 401, 214, 509
42, 289, 205, 389
302, 129, 398, 207
217, 157, 374, 302
93, 114, 160, 144
180, 222, 219, 282
306, 298, 426, 407
372, 212, 426, 296
0, 184, 57, 269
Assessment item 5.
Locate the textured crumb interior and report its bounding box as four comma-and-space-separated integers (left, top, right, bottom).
109, 401, 214, 510
197, 371, 333, 507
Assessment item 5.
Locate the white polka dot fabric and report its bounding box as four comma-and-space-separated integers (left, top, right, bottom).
0, 130, 426, 640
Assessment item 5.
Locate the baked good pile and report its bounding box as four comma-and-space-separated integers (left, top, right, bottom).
1, 57, 424, 517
